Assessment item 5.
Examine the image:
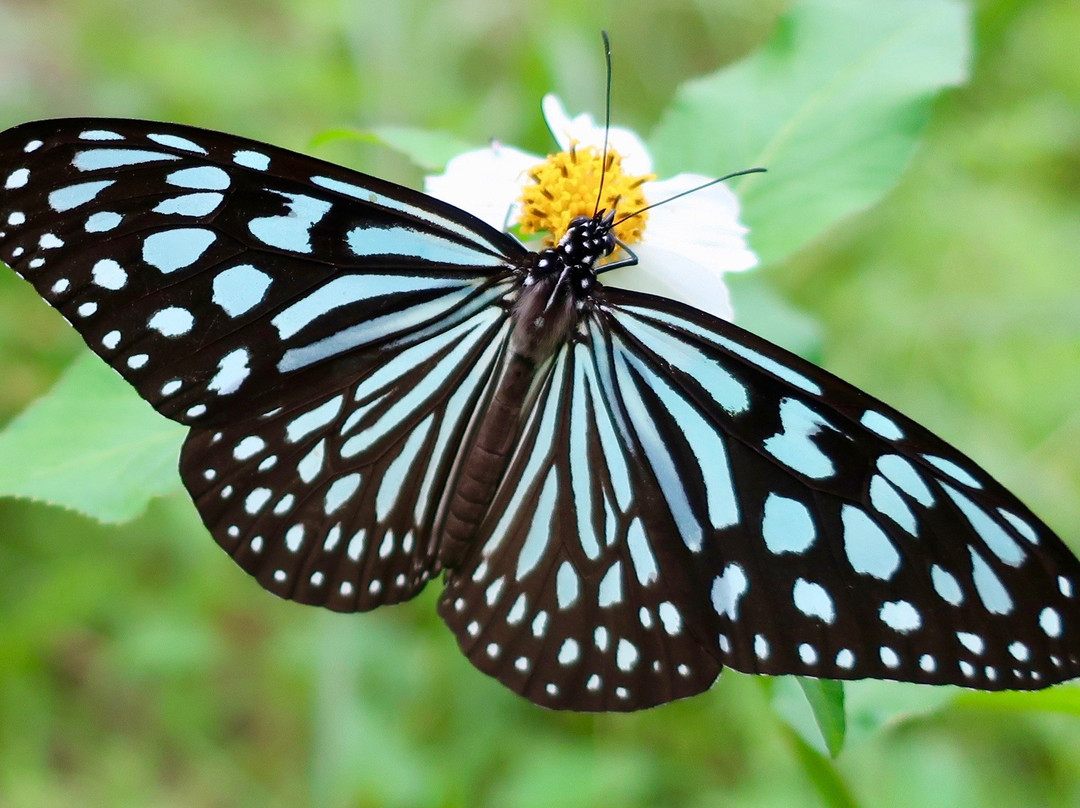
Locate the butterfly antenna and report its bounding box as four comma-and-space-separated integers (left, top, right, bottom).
611, 166, 767, 227
593, 30, 614, 219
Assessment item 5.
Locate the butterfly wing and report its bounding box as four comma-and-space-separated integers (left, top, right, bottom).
0, 118, 526, 606
0, 118, 524, 424
441, 286, 1080, 710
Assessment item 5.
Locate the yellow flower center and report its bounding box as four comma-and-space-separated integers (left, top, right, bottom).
517, 143, 654, 246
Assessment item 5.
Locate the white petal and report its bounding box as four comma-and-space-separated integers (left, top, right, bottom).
606, 243, 735, 321
541, 94, 652, 175
642, 174, 758, 278
424, 143, 539, 230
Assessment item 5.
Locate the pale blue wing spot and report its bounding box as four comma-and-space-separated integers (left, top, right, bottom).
48, 180, 114, 212
91, 259, 127, 290
374, 414, 434, 521
763, 398, 837, 479
153, 192, 224, 217
555, 561, 579, 609
212, 264, 273, 318
868, 474, 918, 534
232, 436, 266, 460
233, 150, 270, 171
244, 488, 272, 515
147, 306, 195, 337
285, 395, 343, 443
930, 564, 964, 605
78, 130, 123, 141
792, 578, 835, 623
248, 191, 331, 254
1039, 607, 1062, 637
658, 602, 682, 635
73, 149, 179, 170
876, 454, 934, 506
841, 505, 900, 580
513, 466, 559, 580
879, 600, 921, 632
860, 410, 904, 440
956, 631, 985, 654
579, 341, 633, 512
506, 594, 527, 624
4, 168, 28, 189
148, 132, 207, 153
836, 649, 855, 669
346, 224, 507, 268
942, 484, 1024, 566
880, 647, 900, 668
968, 546, 1013, 614
1008, 641, 1030, 662
710, 563, 748, 619
761, 493, 816, 554
626, 517, 658, 586
142, 228, 216, 274
206, 347, 250, 395
754, 634, 769, 660
166, 166, 231, 190
86, 211, 123, 232
568, 352, 601, 560
799, 643, 818, 665
297, 440, 326, 484
619, 312, 749, 415
271, 273, 466, 340
997, 508, 1040, 545
598, 561, 623, 607
284, 523, 305, 552
616, 639, 639, 672
923, 454, 983, 489
324, 474, 361, 515
558, 639, 580, 665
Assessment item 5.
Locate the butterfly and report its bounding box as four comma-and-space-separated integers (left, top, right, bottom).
1, 116, 1078, 713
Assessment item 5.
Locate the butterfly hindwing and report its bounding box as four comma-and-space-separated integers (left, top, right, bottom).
0, 118, 524, 425
179, 283, 514, 610
439, 331, 723, 711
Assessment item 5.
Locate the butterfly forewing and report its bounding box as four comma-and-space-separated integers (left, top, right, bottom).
0, 119, 524, 425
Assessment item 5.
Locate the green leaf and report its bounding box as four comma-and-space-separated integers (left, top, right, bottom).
768, 676, 847, 757
314, 125, 477, 172
0, 352, 185, 522
649, 0, 971, 265
727, 271, 824, 361
787, 730, 861, 808
843, 680, 958, 744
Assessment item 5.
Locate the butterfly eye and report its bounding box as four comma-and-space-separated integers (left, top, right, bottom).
1, 117, 1078, 713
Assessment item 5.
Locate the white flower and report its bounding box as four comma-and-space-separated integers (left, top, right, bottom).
424, 94, 758, 321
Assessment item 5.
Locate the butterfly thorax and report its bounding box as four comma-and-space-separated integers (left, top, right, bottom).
511, 212, 616, 362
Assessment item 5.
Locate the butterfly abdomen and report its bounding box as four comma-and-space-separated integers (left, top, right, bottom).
438, 270, 583, 568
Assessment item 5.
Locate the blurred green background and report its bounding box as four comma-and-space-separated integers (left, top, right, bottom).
1, 0, 1079, 806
